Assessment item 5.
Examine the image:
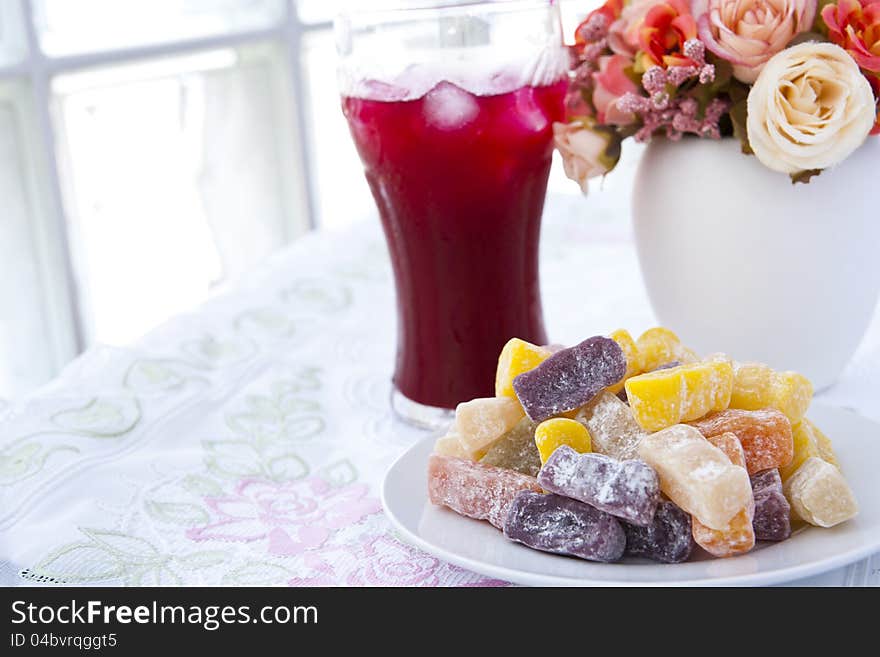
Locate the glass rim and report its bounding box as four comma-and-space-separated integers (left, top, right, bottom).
336, 0, 558, 24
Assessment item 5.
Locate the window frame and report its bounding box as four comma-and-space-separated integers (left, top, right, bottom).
0, 0, 328, 386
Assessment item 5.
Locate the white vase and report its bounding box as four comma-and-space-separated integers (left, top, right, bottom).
632, 136, 880, 391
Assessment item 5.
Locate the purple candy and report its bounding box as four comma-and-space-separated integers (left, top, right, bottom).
538, 446, 660, 526
623, 500, 694, 563
512, 336, 626, 422
751, 469, 792, 542
503, 491, 626, 563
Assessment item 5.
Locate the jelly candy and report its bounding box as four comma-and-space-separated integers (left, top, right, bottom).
503, 491, 626, 562
623, 500, 694, 563
495, 338, 552, 399
607, 329, 642, 394
691, 433, 755, 557
780, 418, 840, 482
434, 431, 468, 459
538, 445, 659, 525
512, 336, 626, 422
637, 424, 752, 530
729, 362, 812, 424
428, 454, 542, 530
534, 417, 592, 464
480, 417, 541, 477
783, 457, 858, 528
575, 391, 646, 460
625, 356, 734, 432
454, 396, 524, 459
688, 409, 793, 475
751, 469, 791, 541
636, 327, 698, 372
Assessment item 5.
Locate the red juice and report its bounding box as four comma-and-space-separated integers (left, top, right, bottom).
343, 79, 566, 409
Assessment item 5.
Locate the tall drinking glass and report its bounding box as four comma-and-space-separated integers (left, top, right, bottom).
337, 1, 567, 427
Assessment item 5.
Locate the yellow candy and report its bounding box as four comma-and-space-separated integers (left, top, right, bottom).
433, 432, 469, 459
495, 338, 552, 399
635, 327, 698, 372
534, 418, 592, 464
729, 362, 813, 424
454, 397, 524, 459
607, 329, 642, 394
625, 356, 734, 432
780, 418, 840, 482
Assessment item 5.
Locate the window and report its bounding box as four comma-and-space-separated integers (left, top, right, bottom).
0, 0, 612, 398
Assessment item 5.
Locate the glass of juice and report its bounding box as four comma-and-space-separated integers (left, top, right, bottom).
337, 1, 567, 428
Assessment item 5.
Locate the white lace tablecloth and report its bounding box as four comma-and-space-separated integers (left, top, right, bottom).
1, 193, 878, 587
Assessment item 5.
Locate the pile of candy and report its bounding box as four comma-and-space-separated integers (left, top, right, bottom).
427, 328, 859, 563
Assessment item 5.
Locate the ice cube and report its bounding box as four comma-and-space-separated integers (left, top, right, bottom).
424, 81, 480, 130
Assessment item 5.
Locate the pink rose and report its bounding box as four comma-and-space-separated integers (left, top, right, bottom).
553, 121, 622, 193
592, 54, 639, 125
694, 0, 817, 83
609, 0, 662, 57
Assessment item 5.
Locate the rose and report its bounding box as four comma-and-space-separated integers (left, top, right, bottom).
553, 121, 622, 193
637, 0, 699, 68
575, 0, 624, 48
747, 42, 876, 173
694, 0, 816, 84
592, 54, 640, 124
608, 0, 661, 57
695, 0, 816, 83
822, 0, 880, 73
869, 73, 880, 134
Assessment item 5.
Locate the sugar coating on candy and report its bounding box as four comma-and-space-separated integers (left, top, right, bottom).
688, 409, 793, 475
495, 338, 552, 399
783, 457, 858, 528
636, 327, 699, 372
575, 391, 647, 460
637, 424, 753, 530
751, 469, 791, 541
454, 396, 524, 458
434, 431, 468, 459
512, 336, 626, 422
780, 418, 839, 482
503, 491, 626, 562
480, 417, 541, 477
730, 362, 813, 424
538, 445, 660, 526
624, 500, 694, 563
692, 433, 755, 557
534, 417, 592, 464
625, 356, 734, 432
428, 454, 542, 529
607, 329, 642, 394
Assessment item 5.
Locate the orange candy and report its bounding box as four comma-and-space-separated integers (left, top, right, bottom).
688, 409, 793, 475
691, 432, 756, 558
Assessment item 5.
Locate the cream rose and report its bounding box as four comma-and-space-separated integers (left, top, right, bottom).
694, 0, 816, 84
747, 42, 876, 174
553, 121, 620, 193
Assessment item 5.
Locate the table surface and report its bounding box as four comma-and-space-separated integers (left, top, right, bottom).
2, 193, 878, 587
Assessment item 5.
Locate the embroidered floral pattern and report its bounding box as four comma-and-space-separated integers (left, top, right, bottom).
187, 477, 381, 557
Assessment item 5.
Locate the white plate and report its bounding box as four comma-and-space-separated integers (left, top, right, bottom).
381, 403, 880, 586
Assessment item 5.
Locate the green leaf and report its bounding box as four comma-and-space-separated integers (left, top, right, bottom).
790, 168, 823, 184
267, 454, 309, 482
222, 562, 292, 585
81, 529, 160, 562
321, 459, 358, 487
182, 474, 223, 497
177, 551, 229, 569
728, 97, 753, 155
30, 543, 124, 584
52, 397, 141, 437
145, 501, 209, 526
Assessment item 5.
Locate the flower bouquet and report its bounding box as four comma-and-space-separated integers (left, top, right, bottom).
556, 0, 880, 188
